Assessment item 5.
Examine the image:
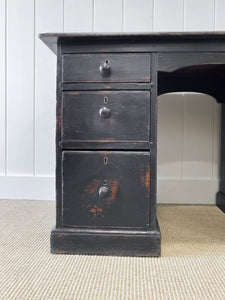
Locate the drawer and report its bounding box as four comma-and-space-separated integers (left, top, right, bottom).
62, 53, 151, 83
62, 151, 150, 228
62, 91, 150, 146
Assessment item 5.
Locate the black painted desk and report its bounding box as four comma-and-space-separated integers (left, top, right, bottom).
40, 32, 225, 256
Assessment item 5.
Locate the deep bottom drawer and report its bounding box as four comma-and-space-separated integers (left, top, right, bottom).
62, 151, 151, 228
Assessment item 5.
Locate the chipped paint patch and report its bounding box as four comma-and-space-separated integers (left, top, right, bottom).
140, 165, 150, 193
90, 205, 103, 216
107, 179, 119, 200
82, 177, 119, 216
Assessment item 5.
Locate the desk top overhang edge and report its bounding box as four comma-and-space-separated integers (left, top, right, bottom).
39, 32, 225, 54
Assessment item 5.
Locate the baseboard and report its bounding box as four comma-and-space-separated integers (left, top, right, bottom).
216, 192, 225, 213
0, 176, 220, 204
0, 176, 55, 200
157, 179, 219, 204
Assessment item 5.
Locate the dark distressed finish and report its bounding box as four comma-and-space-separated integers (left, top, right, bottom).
63, 53, 151, 83
158, 53, 225, 102
39, 32, 225, 54
60, 141, 151, 150
61, 82, 152, 91
62, 151, 150, 228
51, 223, 161, 257
40, 32, 225, 258
62, 91, 150, 144
216, 192, 225, 213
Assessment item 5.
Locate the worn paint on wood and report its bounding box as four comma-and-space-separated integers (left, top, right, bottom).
62, 151, 150, 228
41, 33, 225, 257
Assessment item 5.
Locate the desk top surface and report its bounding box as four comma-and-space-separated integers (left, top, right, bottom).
39, 32, 225, 54
39, 31, 225, 38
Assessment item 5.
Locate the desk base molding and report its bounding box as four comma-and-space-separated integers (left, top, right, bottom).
216, 192, 225, 213
50, 222, 161, 257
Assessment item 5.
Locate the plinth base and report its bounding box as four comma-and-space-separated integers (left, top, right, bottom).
216, 192, 225, 213
51, 220, 161, 257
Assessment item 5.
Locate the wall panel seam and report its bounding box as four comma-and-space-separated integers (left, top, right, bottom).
122, 0, 124, 32
33, 0, 36, 176
5, 0, 7, 176
214, 0, 216, 30
63, 0, 65, 32
152, 0, 155, 32
92, 0, 95, 32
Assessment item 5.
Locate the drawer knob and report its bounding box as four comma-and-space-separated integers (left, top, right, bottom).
99, 106, 111, 119
99, 60, 111, 77
99, 186, 110, 198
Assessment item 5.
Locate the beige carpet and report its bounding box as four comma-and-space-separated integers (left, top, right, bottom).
0, 201, 224, 300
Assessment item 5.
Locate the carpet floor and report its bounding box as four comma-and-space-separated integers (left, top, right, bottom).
0, 200, 224, 300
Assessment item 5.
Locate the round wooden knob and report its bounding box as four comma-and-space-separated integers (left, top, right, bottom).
99, 60, 111, 76
99, 186, 110, 198
99, 106, 111, 118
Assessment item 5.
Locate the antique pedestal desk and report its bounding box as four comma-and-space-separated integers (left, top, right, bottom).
40, 32, 225, 256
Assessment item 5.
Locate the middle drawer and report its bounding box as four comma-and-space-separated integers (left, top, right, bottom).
62, 91, 150, 148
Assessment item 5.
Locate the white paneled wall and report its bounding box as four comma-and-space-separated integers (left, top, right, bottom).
158, 93, 220, 204
35, 0, 63, 176
154, 0, 184, 31
0, 0, 223, 203
7, 0, 34, 175
124, 0, 153, 32
95, 0, 123, 32
0, 0, 6, 176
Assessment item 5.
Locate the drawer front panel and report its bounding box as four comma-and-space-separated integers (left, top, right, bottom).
62, 91, 150, 144
62, 151, 150, 228
63, 54, 151, 82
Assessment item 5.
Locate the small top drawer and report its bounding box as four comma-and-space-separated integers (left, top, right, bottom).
62, 53, 151, 83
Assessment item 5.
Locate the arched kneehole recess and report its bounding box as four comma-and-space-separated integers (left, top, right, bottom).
157, 62, 225, 205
